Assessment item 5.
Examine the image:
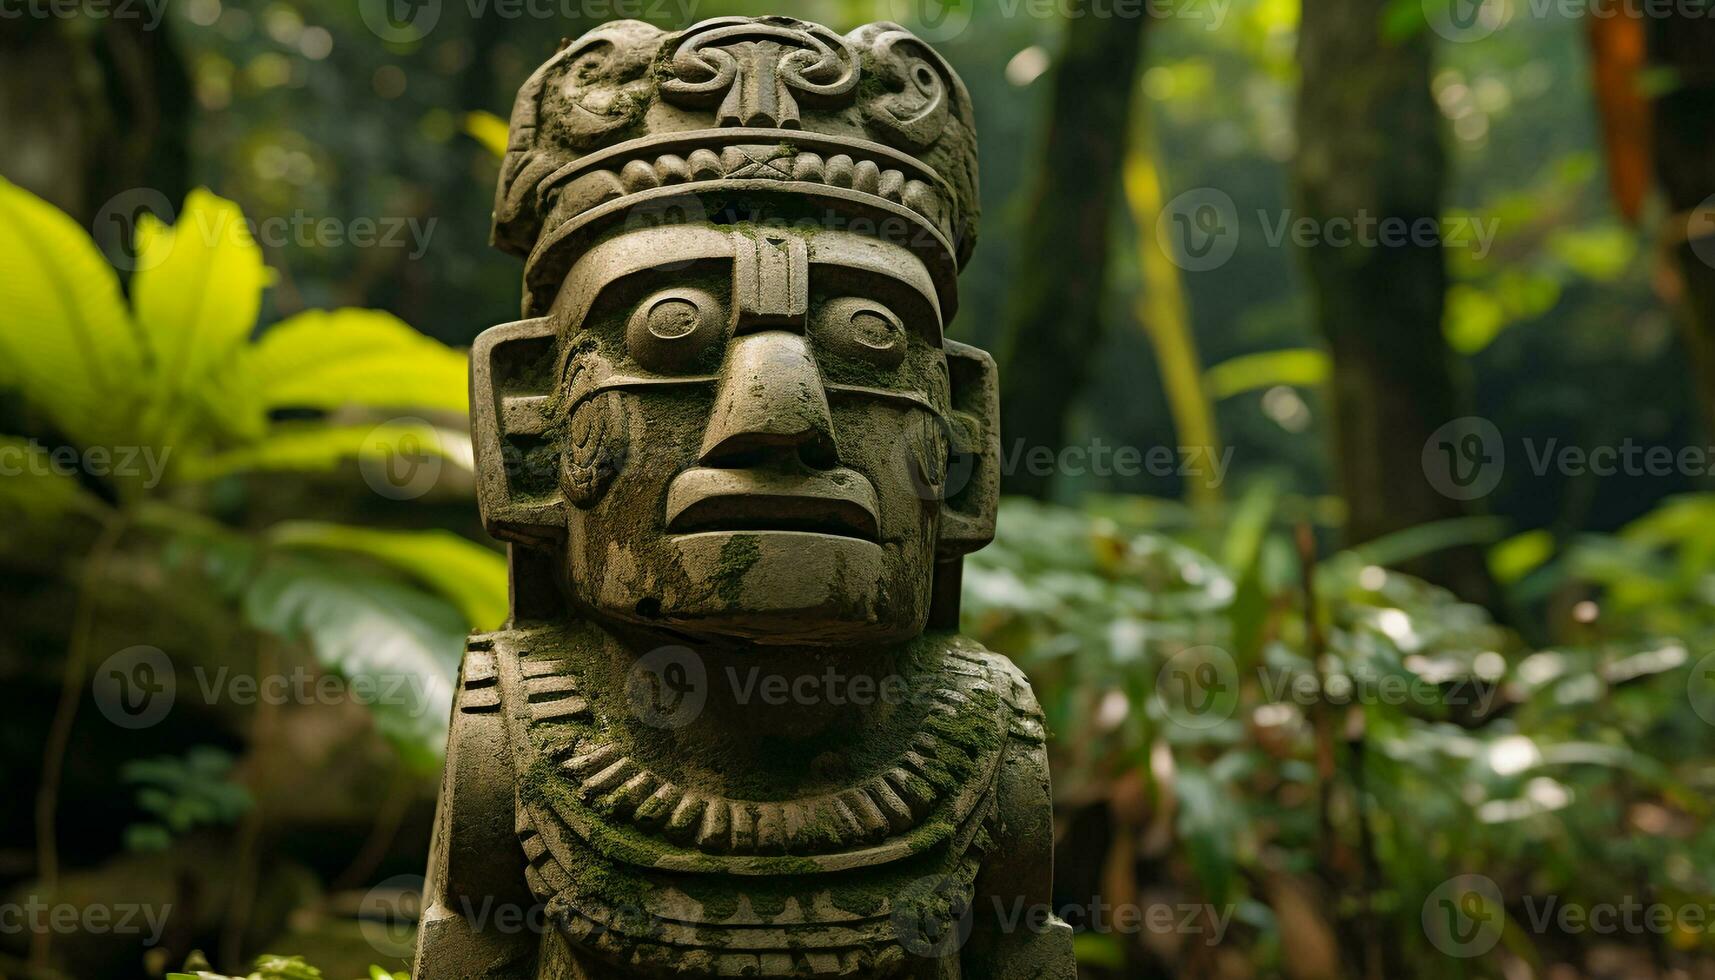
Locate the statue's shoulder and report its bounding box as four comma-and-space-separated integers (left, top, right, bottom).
921, 633, 1049, 749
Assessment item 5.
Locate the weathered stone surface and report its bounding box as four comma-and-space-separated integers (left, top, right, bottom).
414, 16, 1072, 978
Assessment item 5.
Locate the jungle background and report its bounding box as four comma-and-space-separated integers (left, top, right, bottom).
3, 0, 1715, 977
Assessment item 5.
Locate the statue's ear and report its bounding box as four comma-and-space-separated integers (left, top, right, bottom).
936, 339, 1000, 559
471, 318, 565, 546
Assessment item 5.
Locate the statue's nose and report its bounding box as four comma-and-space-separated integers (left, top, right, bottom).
699, 331, 837, 468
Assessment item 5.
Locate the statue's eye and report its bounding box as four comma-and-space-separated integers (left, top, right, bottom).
626, 288, 724, 372
813, 297, 906, 368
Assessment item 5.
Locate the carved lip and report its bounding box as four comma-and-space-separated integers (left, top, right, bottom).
665, 466, 880, 541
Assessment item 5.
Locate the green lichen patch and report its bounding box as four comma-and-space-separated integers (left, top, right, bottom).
714, 533, 761, 606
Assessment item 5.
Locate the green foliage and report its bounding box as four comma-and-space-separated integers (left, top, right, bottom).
236, 308, 469, 421
242, 558, 465, 769
266, 522, 510, 631
0, 175, 149, 452
171, 953, 320, 979
967, 498, 1715, 973
122, 746, 252, 852
0, 181, 505, 762
1564, 493, 1715, 637
131, 190, 273, 447
0, 179, 473, 501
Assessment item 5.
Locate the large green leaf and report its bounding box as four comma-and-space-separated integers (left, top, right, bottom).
267, 521, 508, 630
241, 308, 470, 416
0, 177, 146, 449
242, 556, 464, 770
178, 421, 471, 483
131, 189, 270, 445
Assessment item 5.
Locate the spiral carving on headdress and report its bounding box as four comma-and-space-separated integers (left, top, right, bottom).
661, 19, 861, 128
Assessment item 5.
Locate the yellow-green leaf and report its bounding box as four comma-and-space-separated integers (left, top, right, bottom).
0, 177, 146, 448
1489, 529, 1555, 585
178, 421, 471, 483
131, 189, 270, 443
464, 110, 510, 159
1204, 348, 1330, 400
242, 309, 469, 416
1547, 225, 1638, 283
268, 521, 508, 630
1445, 285, 1508, 355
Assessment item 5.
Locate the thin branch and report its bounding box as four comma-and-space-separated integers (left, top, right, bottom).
32, 510, 129, 968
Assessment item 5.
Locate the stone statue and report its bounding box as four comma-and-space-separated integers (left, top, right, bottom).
413, 16, 1075, 978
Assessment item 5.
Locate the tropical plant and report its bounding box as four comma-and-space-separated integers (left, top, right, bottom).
0, 175, 508, 747
122, 746, 254, 853
965, 496, 1715, 977
0, 180, 508, 963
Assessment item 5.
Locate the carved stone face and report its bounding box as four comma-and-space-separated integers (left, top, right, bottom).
545, 223, 965, 646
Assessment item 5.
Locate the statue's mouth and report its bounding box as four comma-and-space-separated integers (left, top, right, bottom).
665, 466, 880, 541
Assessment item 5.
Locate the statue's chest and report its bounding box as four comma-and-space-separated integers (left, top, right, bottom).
478, 629, 1010, 978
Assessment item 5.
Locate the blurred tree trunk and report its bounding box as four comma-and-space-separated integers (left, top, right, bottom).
997, 3, 1150, 499
1649, 17, 1715, 438
1293, 1, 1499, 610
0, 16, 190, 228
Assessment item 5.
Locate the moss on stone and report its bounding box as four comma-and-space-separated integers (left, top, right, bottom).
714, 533, 760, 606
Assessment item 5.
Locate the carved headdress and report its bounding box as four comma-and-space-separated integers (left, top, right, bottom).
492, 16, 980, 319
